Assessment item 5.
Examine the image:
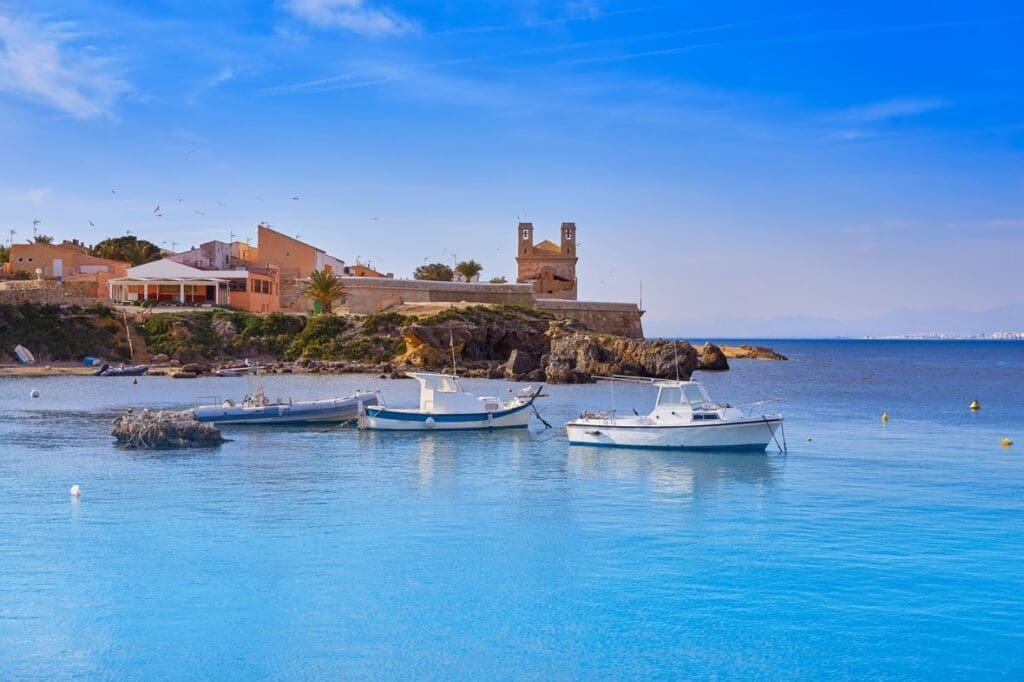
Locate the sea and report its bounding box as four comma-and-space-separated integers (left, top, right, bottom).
1, 340, 1022, 679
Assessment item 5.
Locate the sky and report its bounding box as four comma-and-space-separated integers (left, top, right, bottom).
1, 0, 1023, 335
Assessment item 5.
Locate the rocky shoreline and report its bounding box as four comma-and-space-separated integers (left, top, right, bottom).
1, 302, 786, 382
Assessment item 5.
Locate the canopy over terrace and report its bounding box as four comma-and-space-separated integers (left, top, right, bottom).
106, 259, 249, 305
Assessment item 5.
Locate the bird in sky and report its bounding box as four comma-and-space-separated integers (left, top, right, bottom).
89, 221, 95, 227
291, 196, 300, 200
256, 196, 264, 202
186, 148, 198, 155
153, 205, 160, 213
195, 210, 205, 215
217, 201, 226, 207
177, 198, 183, 202
111, 189, 116, 194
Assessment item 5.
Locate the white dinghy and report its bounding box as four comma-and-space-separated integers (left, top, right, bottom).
360, 372, 541, 431
567, 377, 785, 452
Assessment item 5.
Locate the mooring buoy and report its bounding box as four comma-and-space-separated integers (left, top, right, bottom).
970, 400, 980, 411
881, 412, 889, 423
69, 485, 81, 498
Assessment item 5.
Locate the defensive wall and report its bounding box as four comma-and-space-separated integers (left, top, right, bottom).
340, 277, 644, 338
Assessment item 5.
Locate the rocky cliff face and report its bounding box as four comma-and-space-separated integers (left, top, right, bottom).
542, 321, 699, 383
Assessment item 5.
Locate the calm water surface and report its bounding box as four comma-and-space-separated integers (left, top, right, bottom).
1, 341, 1023, 678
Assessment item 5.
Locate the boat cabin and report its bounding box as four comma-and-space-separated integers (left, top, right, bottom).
652, 381, 715, 416
409, 373, 499, 413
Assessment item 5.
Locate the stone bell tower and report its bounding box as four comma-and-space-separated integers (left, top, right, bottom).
515, 221, 579, 300
560, 222, 576, 258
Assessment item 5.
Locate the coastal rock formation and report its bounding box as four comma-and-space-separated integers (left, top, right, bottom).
544, 326, 699, 384
499, 349, 541, 380
394, 306, 552, 369
720, 344, 789, 361
698, 342, 730, 371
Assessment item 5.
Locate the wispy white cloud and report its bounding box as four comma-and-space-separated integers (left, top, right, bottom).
284, 0, 416, 36
1, 186, 52, 205
0, 12, 128, 118
841, 97, 949, 122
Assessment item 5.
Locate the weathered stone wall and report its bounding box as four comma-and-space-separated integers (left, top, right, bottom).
536, 300, 645, 338
341, 277, 536, 314
0, 280, 112, 307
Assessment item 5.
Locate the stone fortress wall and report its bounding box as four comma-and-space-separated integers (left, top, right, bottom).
340, 277, 644, 338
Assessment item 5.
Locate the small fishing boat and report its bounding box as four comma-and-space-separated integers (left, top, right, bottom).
566, 377, 785, 451
13, 344, 36, 365
194, 387, 378, 425
94, 363, 150, 377
360, 372, 542, 431
215, 363, 257, 377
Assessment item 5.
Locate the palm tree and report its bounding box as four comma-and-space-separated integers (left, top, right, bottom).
31, 234, 54, 244
455, 260, 483, 282
303, 269, 346, 313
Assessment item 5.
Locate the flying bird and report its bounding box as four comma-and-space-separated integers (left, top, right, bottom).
195, 210, 205, 216
186, 148, 198, 154
89, 221, 95, 227
217, 201, 226, 207
153, 205, 160, 213
256, 196, 264, 202
111, 189, 116, 194
291, 196, 300, 200
177, 198, 183, 202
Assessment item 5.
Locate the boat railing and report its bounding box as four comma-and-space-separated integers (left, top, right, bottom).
194, 395, 223, 409
733, 398, 783, 417
579, 409, 616, 421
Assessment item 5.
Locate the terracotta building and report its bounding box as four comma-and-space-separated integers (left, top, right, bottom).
107, 259, 280, 313
515, 222, 578, 300
7, 241, 129, 279
254, 224, 344, 280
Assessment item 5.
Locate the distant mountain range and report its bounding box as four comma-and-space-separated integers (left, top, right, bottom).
648, 303, 1024, 339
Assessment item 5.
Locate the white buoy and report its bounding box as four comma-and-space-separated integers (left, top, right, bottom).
30, 389, 40, 398
69, 485, 81, 498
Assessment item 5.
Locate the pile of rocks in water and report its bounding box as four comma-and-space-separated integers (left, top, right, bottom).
112, 409, 224, 449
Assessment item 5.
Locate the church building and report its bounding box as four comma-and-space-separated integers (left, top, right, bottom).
515, 222, 578, 300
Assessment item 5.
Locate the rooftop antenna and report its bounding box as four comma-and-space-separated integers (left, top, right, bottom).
32, 219, 40, 239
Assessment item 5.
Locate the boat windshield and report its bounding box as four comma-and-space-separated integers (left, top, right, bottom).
684, 384, 709, 407
657, 386, 684, 405
436, 376, 460, 393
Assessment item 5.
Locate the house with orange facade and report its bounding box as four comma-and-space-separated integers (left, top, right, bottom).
6, 241, 129, 280
106, 259, 280, 313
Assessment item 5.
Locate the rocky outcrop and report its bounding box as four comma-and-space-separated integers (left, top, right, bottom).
698, 342, 729, 371
499, 349, 541, 380
720, 344, 789, 361
544, 326, 699, 384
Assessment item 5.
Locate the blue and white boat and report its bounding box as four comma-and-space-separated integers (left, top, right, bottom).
360, 372, 541, 431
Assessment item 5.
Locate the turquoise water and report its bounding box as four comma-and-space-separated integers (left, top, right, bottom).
2, 340, 1023, 678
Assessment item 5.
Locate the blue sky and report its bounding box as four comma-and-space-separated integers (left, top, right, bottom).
1, 1, 1022, 334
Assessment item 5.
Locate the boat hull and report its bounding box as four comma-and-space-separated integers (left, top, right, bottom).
195, 395, 377, 425
361, 401, 532, 431
566, 416, 783, 451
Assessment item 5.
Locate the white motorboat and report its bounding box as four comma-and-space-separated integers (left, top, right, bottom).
566, 377, 784, 451
360, 372, 541, 431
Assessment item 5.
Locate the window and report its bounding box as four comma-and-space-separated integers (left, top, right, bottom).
658, 387, 682, 405
684, 384, 708, 407
522, 229, 529, 240
437, 376, 459, 393
564, 230, 572, 240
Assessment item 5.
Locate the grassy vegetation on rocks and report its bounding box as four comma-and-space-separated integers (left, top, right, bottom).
0, 303, 131, 362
